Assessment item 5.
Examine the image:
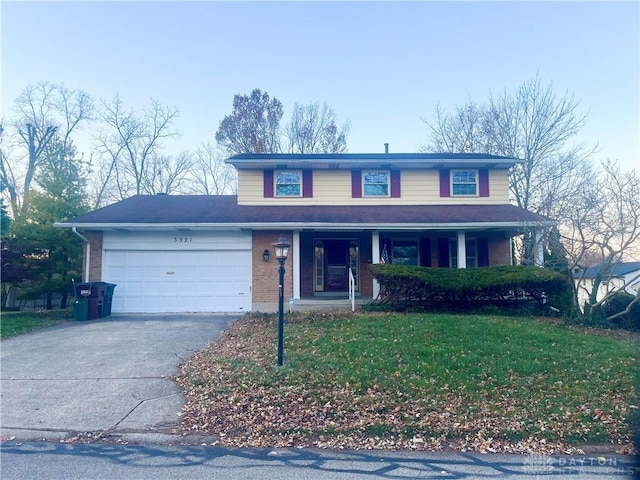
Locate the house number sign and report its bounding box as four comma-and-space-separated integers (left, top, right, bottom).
173, 237, 193, 243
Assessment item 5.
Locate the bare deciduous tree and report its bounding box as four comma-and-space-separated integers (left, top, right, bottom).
186, 142, 237, 195
0, 82, 93, 219
140, 152, 194, 196
215, 89, 283, 155
284, 101, 351, 154
422, 76, 594, 218
422, 76, 597, 265
559, 160, 639, 319
94, 95, 180, 204
422, 100, 486, 153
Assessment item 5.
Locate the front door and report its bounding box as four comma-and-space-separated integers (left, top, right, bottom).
325, 240, 349, 291
314, 239, 359, 293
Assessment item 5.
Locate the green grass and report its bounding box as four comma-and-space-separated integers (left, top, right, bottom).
179, 312, 639, 450
0, 309, 74, 339
288, 314, 637, 441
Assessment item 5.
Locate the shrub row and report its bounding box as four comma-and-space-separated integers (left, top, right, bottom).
368, 264, 574, 314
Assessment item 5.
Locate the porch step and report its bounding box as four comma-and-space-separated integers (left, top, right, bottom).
291, 297, 372, 312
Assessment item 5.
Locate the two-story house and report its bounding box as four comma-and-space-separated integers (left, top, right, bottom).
55, 152, 553, 313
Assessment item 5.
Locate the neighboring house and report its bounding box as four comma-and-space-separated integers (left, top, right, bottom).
573, 261, 640, 308
55, 152, 553, 313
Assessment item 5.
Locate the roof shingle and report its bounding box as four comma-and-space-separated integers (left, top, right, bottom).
58, 195, 553, 228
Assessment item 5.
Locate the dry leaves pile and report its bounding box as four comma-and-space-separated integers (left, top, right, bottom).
175, 313, 637, 455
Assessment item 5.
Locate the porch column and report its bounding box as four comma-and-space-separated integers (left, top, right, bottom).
293, 230, 301, 299
534, 230, 544, 268
457, 231, 467, 269
372, 231, 380, 298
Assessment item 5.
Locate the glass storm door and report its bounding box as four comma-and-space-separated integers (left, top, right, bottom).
314, 240, 359, 293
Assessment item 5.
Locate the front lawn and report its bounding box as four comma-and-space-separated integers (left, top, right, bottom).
0, 309, 74, 339
177, 312, 638, 454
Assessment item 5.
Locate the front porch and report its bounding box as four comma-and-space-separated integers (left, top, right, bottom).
251, 227, 546, 312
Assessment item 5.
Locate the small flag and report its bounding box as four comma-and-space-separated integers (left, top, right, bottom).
381, 244, 390, 264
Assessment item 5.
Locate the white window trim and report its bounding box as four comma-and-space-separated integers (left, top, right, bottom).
449, 237, 478, 269
275, 169, 303, 197
450, 169, 479, 197
362, 170, 390, 197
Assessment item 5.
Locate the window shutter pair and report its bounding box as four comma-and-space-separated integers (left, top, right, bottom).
265, 168, 488, 198
351, 170, 401, 198
437, 237, 489, 267
263, 170, 313, 197
439, 169, 490, 197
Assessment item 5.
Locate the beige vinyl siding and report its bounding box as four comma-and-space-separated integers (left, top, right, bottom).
236, 169, 511, 205
236, 170, 265, 203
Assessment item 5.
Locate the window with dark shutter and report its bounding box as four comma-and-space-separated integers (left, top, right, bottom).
390, 170, 401, 198
437, 238, 449, 267
303, 170, 313, 198
420, 238, 431, 267
351, 170, 362, 198
264, 170, 274, 197
478, 238, 489, 266
439, 170, 450, 197
479, 169, 489, 197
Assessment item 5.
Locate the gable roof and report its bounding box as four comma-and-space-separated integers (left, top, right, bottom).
574, 262, 640, 279
226, 153, 523, 170
55, 195, 553, 232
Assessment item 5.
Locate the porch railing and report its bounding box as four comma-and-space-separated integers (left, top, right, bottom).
348, 267, 355, 311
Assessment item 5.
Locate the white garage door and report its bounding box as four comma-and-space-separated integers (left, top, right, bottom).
102, 231, 252, 313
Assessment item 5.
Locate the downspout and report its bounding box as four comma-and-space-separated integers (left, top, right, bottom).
72, 227, 90, 282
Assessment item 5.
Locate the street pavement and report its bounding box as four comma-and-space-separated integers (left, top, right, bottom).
1, 441, 638, 479
1, 313, 638, 479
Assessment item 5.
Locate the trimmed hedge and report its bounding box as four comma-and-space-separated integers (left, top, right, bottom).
368, 264, 574, 314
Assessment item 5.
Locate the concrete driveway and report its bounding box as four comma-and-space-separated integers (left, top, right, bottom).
0, 314, 238, 442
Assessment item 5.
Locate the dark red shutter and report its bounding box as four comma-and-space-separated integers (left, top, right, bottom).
351, 170, 362, 198
263, 170, 274, 197
439, 170, 450, 197
478, 238, 489, 267
390, 170, 401, 198
302, 170, 313, 198
420, 238, 431, 267
479, 169, 489, 197
437, 238, 449, 267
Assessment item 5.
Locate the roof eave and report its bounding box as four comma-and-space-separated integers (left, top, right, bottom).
226, 158, 522, 170
54, 220, 555, 232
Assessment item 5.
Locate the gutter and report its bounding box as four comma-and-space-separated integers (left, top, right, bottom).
72, 227, 90, 283
57, 220, 556, 230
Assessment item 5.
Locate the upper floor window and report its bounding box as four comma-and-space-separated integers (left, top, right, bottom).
275, 170, 302, 197
363, 171, 389, 196
451, 170, 478, 196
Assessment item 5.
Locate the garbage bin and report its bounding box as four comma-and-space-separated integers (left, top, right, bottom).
101, 283, 117, 316
73, 298, 89, 321
75, 283, 104, 320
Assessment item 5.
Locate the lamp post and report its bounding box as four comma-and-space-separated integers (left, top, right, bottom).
272, 235, 291, 366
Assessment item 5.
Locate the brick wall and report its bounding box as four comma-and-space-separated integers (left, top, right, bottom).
359, 240, 374, 296
488, 237, 512, 266
84, 231, 103, 281
252, 231, 293, 304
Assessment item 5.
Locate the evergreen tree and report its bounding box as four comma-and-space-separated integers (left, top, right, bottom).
6, 137, 90, 309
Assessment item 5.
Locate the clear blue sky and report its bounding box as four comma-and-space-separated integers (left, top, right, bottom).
2, 1, 638, 170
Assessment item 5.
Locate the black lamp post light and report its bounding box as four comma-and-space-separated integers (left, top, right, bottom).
271, 235, 291, 366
